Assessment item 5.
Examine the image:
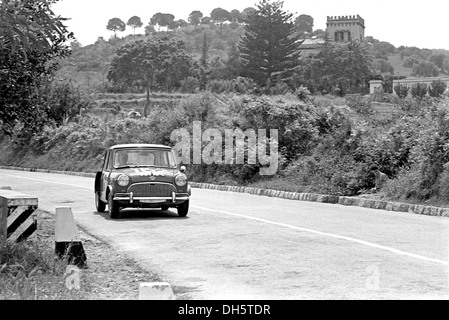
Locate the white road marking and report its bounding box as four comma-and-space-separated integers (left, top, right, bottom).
2, 170, 448, 267
193, 205, 449, 267
0, 172, 91, 190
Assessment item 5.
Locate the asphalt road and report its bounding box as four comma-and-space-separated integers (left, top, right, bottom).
1, 168, 449, 299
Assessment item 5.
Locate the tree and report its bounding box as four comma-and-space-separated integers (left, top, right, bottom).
300, 41, 374, 94
168, 19, 188, 30
0, 0, 74, 137
394, 83, 409, 98
428, 79, 447, 97
210, 8, 232, 34
226, 43, 241, 78
127, 16, 143, 35
198, 33, 211, 90
201, 17, 212, 25
241, 7, 257, 22
107, 36, 194, 116
443, 58, 449, 73
294, 14, 314, 35
0, 0, 71, 54
150, 13, 175, 31
311, 29, 326, 38
144, 23, 155, 35
429, 54, 446, 70
230, 9, 243, 24
188, 10, 203, 26
412, 61, 439, 77
239, 0, 301, 86
374, 58, 394, 74
107, 18, 126, 38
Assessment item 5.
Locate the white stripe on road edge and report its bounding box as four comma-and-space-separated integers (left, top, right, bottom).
0, 172, 91, 190
193, 205, 449, 267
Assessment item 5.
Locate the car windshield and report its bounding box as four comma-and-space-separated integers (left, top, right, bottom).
113, 148, 176, 168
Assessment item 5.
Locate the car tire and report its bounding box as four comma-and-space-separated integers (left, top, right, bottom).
95, 192, 106, 213
108, 192, 120, 219
161, 205, 169, 211
177, 200, 189, 217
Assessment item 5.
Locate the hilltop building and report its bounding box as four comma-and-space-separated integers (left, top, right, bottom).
326, 15, 365, 42
299, 14, 365, 57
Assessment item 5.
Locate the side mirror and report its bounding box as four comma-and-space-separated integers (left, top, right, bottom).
179, 165, 186, 173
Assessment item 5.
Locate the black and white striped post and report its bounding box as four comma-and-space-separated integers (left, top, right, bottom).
0, 189, 38, 245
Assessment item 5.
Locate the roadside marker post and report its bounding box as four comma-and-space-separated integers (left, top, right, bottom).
0, 189, 38, 245
138, 282, 175, 300
55, 207, 87, 268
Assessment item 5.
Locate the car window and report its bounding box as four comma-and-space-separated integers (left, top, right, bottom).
106, 151, 114, 170
101, 151, 108, 170
113, 149, 176, 168
102, 151, 112, 171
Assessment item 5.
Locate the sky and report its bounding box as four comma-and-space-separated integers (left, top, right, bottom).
52, 0, 449, 50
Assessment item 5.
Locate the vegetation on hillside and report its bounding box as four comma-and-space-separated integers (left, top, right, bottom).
3, 0, 449, 206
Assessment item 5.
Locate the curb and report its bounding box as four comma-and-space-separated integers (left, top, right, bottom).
2, 165, 449, 218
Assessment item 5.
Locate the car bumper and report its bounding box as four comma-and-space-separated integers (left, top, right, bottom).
113, 192, 189, 204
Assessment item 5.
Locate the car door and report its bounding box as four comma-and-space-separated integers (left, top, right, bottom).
100, 150, 112, 202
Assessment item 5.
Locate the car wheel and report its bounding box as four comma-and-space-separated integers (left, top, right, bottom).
95, 192, 106, 213
161, 205, 169, 211
108, 192, 120, 219
177, 200, 189, 217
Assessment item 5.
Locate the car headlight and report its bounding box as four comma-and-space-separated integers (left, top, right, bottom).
117, 174, 130, 187
175, 173, 187, 187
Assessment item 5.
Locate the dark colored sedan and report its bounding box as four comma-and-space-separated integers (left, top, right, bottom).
94, 144, 190, 219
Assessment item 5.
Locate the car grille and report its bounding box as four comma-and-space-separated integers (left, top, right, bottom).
127, 183, 176, 197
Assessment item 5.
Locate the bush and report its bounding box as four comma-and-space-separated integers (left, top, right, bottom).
269, 81, 291, 95
410, 82, 428, 99
428, 80, 447, 98
206, 79, 234, 93
382, 168, 421, 200
232, 96, 318, 162
232, 77, 257, 94
295, 86, 311, 102
394, 83, 409, 98
345, 94, 372, 115
180, 77, 200, 93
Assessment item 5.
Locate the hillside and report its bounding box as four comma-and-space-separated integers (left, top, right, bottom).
385, 53, 413, 77
56, 22, 449, 92
56, 23, 245, 90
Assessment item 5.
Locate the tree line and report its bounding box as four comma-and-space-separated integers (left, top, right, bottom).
106, 7, 258, 38
106, 7, 319, 39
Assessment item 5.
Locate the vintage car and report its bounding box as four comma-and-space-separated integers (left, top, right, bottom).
94, 144, 191, 219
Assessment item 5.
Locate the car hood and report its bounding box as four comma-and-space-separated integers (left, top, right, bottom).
114, 167, 179, 184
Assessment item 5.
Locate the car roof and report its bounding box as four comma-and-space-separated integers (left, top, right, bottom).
108, 144, 172, 150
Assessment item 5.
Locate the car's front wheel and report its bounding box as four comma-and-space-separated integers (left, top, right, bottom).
177, 200, 189, 217
108, 192, 120, 219
95, 192, 106, 213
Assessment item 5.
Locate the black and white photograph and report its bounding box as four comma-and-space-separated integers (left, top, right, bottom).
1, 0, 449, 306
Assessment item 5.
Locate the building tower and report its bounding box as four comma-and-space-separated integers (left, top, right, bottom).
326, 15, 365, 42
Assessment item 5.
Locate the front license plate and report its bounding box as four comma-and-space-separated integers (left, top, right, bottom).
139, 200, 165, 203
